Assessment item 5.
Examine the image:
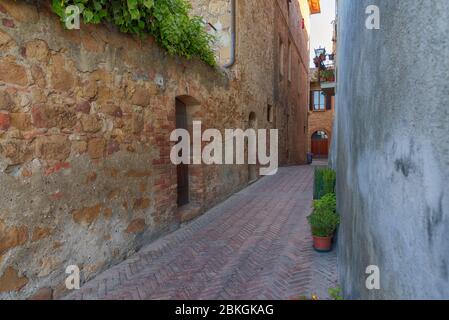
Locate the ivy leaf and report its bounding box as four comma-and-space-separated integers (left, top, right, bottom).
77, 3, 85, 12
51, 0, 64, 18
129, 9, 140, 20
93, 1, 103, 11
143, 0, 154, 10
127, 0, 138, 10
83, 9, 94, 22
126, 0, 140, 20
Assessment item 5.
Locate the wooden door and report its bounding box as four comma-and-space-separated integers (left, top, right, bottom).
176, 99, 189, 207
311, 139, 329, 158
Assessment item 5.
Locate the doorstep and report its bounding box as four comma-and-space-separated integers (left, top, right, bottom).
176, 204, 203, 224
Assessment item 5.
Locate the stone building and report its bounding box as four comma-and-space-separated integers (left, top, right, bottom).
308, 67, 335, 158
0, 0, 318, 299
308, 4, 336, 160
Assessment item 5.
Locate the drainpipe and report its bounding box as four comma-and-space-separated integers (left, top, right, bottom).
223, 0, 236, 68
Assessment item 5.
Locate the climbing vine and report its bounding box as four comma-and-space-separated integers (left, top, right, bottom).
51, 0, 216, 66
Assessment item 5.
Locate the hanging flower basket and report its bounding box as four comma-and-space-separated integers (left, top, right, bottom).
319, 69, 335, 82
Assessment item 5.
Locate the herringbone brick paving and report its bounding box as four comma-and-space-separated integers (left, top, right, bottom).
65, 166, 338, 300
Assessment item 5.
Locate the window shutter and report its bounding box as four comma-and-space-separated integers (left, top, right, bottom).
325, 94, 332, 110
309, 91, 314, 111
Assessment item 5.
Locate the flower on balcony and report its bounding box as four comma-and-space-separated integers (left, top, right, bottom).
313, 54, 327, 70
319, 69, 335, 82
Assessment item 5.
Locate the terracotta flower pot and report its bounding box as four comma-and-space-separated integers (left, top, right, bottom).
313, 235, 333, 252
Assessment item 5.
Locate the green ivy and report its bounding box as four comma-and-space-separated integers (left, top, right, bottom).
51, 0, 216, 66
328, 286, 343, 300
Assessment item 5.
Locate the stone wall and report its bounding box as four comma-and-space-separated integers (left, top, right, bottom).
191, 0, 312, 164
0, 0, 235, 299
274, 0, 311, 165
190, 0, 233, 66
0, 0, 311, 299
333, 0, 449, 299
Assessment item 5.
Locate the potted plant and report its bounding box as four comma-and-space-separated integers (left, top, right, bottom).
307, 193, 340, 252
313, 168, 336, 200
319, 69, 335, 82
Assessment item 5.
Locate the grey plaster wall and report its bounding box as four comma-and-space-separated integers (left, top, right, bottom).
333, 0, 449, 299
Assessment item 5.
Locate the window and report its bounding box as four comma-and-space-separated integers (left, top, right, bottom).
288, 41, 292, 82
311, 90, 326, 111
279, 38, 284, 78
267, 104, 274, 123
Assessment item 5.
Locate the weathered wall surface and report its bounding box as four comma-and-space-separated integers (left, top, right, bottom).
0, 0, 238, 299
193, 0, 312, 165
333, 0, 449, 299
275, 0, 310, 165
0, 0, 310, 299
190, 0, 233, 66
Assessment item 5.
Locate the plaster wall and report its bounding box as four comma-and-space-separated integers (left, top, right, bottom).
333, 0, 449, 299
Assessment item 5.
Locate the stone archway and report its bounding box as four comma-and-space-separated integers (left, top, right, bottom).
174, 95, 203, 211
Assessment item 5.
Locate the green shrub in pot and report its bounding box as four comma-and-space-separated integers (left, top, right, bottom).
314, 168, 336, 200
308, 193, 340, 238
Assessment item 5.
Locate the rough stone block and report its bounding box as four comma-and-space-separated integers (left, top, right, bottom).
0, 90, 14, 111
0, 111, 11, 130
75, 101, 91, 114
28, 287, 53, 300
10, 113, 31, 131
24, 39, 49, 62
133, 198, 150, 210
31, 227, 52, 242
80, 114, 102, 133
35, 135, 71, 161
87, 138, 105, 159
125, 219, 146, 234
131, 87, 151, 107
0, 222, 28, 253
0, 267, 28, 293
0, 56, 28, 86
0, 139, 31, 164
72, 204, 102, 226
31, 65, 47, 88
0, 0, 39, 23
0, 29, 15, 50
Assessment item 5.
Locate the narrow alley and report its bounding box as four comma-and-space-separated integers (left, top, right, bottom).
65, 166, 337, 300
2, 0, 449, 304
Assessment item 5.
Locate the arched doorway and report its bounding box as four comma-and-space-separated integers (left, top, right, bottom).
248, 112, 258, 183
175, 95, 201, 208
311, 130, 329, 158
175, 98, 189, 207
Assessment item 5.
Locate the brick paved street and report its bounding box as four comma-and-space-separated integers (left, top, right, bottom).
65, 166, 338, 300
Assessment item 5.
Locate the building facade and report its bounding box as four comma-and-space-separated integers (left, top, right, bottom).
308, 5, 336, 160
308, 67, 335, 158
0, 0, 317, 299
